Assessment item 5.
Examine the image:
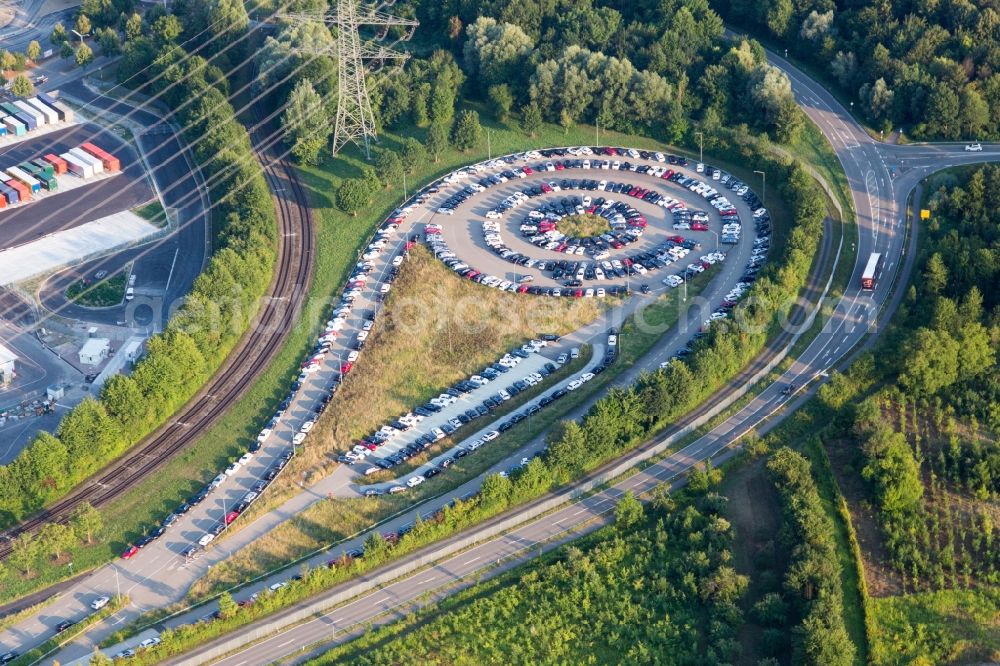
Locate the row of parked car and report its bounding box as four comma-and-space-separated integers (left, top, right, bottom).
364, 336, 619, 495
161, 205, 423, 560
339, 338, 565, 471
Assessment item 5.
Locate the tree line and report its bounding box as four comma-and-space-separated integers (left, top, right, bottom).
0, 9, 274, 530
714, 0, 1000, 140
767, 447, 856, 666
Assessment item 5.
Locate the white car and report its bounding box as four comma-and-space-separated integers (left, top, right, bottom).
292, 432, 307, 445
139, 637, 162, 649
482, 430, 500, 442
406, 475, 425, 488
965, 143, 983, 151
91, 596, 111, 611
347, 350, 359, 362
225, 462, 241, 476
210, 473, 227, 488
607, 334, 618, 347
269, 582, 287, 592
198, 533, 215, 547
238, 452, 254, 465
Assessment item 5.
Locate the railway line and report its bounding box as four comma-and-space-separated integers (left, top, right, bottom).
0, 107, 315, 559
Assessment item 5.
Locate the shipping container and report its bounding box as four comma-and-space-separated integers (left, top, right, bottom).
80, 142, 121, 172
43, 154, 68, 175
0, 123, 6, 137
26, 98, 59, 125
31, 159, 55, 178
2, 177, 29, 202
68, 147, 104, 175
35, 92, 74, 123
6, 166, 41, 193
60, 151, 94, 178
20, 162, 42, 178
2, 116, 26, 136
13, 100, 46, 126
0, 180, 17, 205
0, 191, 6, 209
0, 103, 35, 131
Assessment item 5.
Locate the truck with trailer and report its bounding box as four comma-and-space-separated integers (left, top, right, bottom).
0, 103, 35, 131
43, 154, 68, 175
35, 92, 74, 123
2, 116, 26, 136
6, 166, 41, 193
20, 162, 57, 192
26, 98, 59, 125
61, 151, 94, 178
0, 181, 17, 206
1, 176, 29, 202
68, 147, 104, 175
80, 143, 121, 172
13, 100, 45, 127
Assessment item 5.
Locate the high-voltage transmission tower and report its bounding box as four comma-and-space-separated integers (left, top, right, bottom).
280, 1, 418, 158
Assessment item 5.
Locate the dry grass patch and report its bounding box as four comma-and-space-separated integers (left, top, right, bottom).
228, 246, 606, 530
557, 213, 609, 238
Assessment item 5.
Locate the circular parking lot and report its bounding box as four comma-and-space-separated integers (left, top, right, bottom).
421, 147, 771, 297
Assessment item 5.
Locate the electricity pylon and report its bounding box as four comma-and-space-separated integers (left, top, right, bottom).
280, 1, 417, 158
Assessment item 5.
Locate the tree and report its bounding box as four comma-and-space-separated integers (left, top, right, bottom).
0, 49, 14, 71
96, 27, 121, 56
281, 79, 330, 165
152, 15, 183, 44
70, 502, 103, 544
60, 42, 75, 59
463, 17, 534, 92
207, 0, 249, 38
488, 84, 514, 121
451, 109, 482, 151
218, 591, 238, 618
26, 40, 42, 62
374, 148, 403, 188
959, 87, 989, 137
75, 42, 94, 68
51, 22, 69, 44
124, 13, 143, 42
37, 522, 75, 560
615, 491, 644, 528
10, 74, 33, 97
9, 533, 38, 576
520, 101, 542, 136
425, 121, 449, 162
336, 179, 372, 216
399, 137, 425, 174
75, 13, 92, 36
923, 253, 948, 295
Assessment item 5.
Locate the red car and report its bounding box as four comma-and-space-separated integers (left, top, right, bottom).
121, 545, 139, 560
691, 222, 709, 231
554, 162, 565, 170
540, 182, 553, 193
225, 511, 240, 525
517, 284, 530, 293
404, 240, 416, 250
522, 166, 533, 175
574, 289, 583, 298
668, 235, 685, 244
341, 362, 354, 374
662, 169, 674, 179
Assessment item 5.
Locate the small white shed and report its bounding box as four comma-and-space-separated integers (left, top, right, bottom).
78, 338, 110, 366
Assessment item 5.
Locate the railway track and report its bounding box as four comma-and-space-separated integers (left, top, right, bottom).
0, 109, 315, 558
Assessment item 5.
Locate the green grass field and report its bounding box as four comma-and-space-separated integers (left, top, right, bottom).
65, 273, 126, 307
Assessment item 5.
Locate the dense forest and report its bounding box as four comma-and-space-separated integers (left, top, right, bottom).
713, 0, 1000, 140
309, 490, 748, 665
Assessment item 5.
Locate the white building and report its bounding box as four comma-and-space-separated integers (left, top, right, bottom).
0, 343, 16, 385
78, 338, 110, 366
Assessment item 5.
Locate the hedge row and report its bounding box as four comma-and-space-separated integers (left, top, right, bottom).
0, 52, 276, 526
